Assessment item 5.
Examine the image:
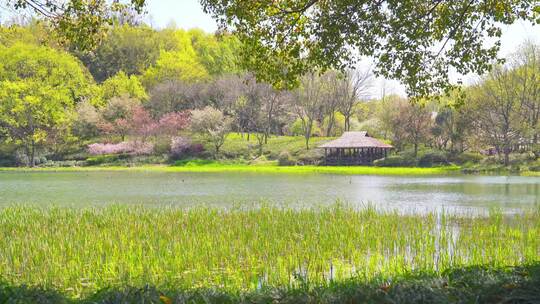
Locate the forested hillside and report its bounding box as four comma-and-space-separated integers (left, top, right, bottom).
0, 20, 538, 172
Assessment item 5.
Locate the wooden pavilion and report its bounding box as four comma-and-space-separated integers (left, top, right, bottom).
318, 131, 393, 165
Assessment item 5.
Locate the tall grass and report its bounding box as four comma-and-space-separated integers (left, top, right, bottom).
0, 204, 538, 298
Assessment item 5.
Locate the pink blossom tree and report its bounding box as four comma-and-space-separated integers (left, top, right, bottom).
158, 111, 190, 136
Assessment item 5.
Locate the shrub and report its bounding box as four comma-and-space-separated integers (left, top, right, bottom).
14, 149, 47, 166
296, 149, 324, 165
250, 155, 277, 166
453, 152, 484, 165
0, 144, 17, 167
153, 138, 172, 155
174, 159, 217, 166
278, 151, 295, 166
169, 137, 204, 160
130, 142, 154, 155
509, 152, 536, 165
40, 160, 86, 167
87, 141, 154, 156
374, 155, 416, 167
480, 155, 501, 166
418, 150, 449, 167
528, 160, 540, 172
88, 142, 131, 155
170, 137, 192, 159
86, 154, 121, 166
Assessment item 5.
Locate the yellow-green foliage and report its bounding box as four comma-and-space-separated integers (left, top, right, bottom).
0, 204, 537, 297
0, 164, 459, 175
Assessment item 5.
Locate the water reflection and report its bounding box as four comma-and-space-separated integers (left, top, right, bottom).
0, 171, 538, 214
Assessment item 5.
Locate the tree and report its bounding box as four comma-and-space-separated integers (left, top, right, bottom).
260, 89, 289, 144
201, 0, 537, 96
101, 71, 147, 101
128, 106, 158, 143
157, 112, 191, 137
98, 95, 141, 141
320, 71, 340, 137
188, 28, 241, 76
0, 81, 75, 166
0, 43, 93, 166
142, 29, 210, 88
77, 25, 162, 82
0, 43, 94, 103
431, 104, 473, 153
232, 74, 269, 140
338, 70, 372, 132
190, 106, 232, 156
512, 42, 540, 156
245, 80, 289, 154
142, 49, 209, 87
147, 80, 209, 118
322, 69, 372, 135
378, 97, 431, 156
471, 65, 527, 165
4, 0, 146, 51
291, 73, 326, 149
402, 103, 432, 157
74, 100, 101, 139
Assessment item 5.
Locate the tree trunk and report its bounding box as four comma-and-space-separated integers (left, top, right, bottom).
305, 123, 312, 150
215, 145, 220, 159
30, 140, 35, 167
344, 115, 351, 132
414, 142, 418, 158
326, 113, 335, 137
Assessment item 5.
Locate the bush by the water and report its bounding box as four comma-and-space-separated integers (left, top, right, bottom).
374, 155, 416, 167
85, 154, 127, 166
169, 137, 204, 160
278, 151, 295, 166
88, 142, 154, 156
417, 150, 450, 167
451, 152, 484, 165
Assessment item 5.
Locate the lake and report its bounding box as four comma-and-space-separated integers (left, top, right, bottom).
0, 171, 538, 213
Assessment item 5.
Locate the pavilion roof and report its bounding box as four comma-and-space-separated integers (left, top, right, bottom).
318, 131, 393, 149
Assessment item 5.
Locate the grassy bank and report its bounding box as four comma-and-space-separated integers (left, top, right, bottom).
0, 163, 460, 175
0, 204, 538, 301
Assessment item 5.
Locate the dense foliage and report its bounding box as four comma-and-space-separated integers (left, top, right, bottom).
201, 0, 538, 96
0, 21, 538, 170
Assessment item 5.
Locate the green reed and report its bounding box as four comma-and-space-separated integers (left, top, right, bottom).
0, 204, 538, 297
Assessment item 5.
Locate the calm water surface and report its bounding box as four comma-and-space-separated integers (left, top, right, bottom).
0, 171, 538, 213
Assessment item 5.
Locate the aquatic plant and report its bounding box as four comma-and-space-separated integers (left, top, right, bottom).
0, 204, 537, 298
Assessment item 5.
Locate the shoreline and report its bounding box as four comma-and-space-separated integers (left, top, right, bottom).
0, 164, 461, 175
1, 164, 537, 176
